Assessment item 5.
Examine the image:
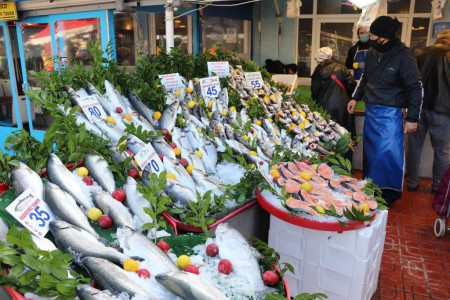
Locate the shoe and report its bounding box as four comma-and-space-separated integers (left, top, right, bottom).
406, 185, 419, 191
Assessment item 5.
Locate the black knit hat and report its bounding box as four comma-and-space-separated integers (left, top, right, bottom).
370, 16, 401, 40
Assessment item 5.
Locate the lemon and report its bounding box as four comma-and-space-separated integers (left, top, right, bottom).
154, 111, 162, 121
87, 208, 103, 221
177, 255, 191, 270
300, 172, 312, 181
174, 148, 181, 157
194, 78, 200, 82
188, 100, 196, 109
270, 165, 279, 171
139, 171, 143, 177
119, 140, 127, 147
208, 112, 213, 118
221, 110, 227, 116
175, 90, 181, 96
292, 111, 299, 116
268, 118, 273, 123
124, 114, 132, 121
255, 120, 262, 126
249, 151, 258, 157
230, 106, 236, 112
253, 132, 258, 138
300, 182, 312, 192
186, 165, 194, 175
300, 111, 306, 118
303, 119, 310, 124
243, 136, 249, 141
359, 203, 370, 213
270, 170, 281, 178
187, 87, 193, 93
234, 68, 240, 73
269, 95, 276, 101
274, 137, 279, 145
248, 164, 256, 170
263, 96, 270, 103
299, 122, 306, 129
77, 167, 89, 178
106, 116, 115, 125
312, 164, 318, 171
166, 173, 177, 180
195, 150, 203, 159
76, 106, 82, 112
133, 160, 140, 167
207, 102, 213, 109
123, 259, 139, 272
316, 206, 326, 215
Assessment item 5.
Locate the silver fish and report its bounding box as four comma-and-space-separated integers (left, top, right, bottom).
163, 157, 196, 193
107, 144, 138, 170
117, 227, 179, 275
104, 80, 127, 112
73, 112, 106, 138
165, 178, 198, 205
123, 177, 153, 227
44, 182, 99, 238
86, 82, 113, 114
81, 257, 160, 299
202, 138, 218, 173
190, 115, 207, 130
128, 92, 156, 127
234, 131, 254, 151
76, 284, 114, 300
65, 85, 81, 107
47, 154, 94, 209
256, 139, 273, 159
152, 136, 176, 160
224, 124, 235, 140
191, 169, 224, 196
84, 154, 116, 194
50, 220, 130, 265
183, 121, 201, 150
155, 271, 228, 300
180, 148, 206, 173
108, 111, 128, 131
129, 107, 157, 133
171, 127, 183, 148
0, 218, 8, 243
218, 87, 229, 107
91, 116, 125, 145
180, 101, 191, 122
127, 134, 147, 155
31, 235, 58, 252
93, 191, 135, 229
11, 162, 43, 199
159, 100, 179, 132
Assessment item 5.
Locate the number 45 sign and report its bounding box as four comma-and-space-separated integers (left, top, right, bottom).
6, 188, 55, 237
199, 76, 221, 98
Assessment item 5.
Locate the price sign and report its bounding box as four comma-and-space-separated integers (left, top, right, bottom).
199, 76, 221, 98
207, 61, 230, 78
6, 188, 55, 237
78, 96, 107, 123
244, 72, 264, 90
134, 143, 165, 174
158, 73, 184, 91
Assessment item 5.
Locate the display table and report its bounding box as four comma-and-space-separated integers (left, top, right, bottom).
258, 189, 387, 300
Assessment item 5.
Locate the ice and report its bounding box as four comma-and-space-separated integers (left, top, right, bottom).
23, 293, 56, 300
71, 168, 95, 210
215, 162, 246, 186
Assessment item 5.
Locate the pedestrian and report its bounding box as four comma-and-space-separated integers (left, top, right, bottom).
345, 27, 370, 80
406, 36, 450, 194
311, 47, 356, 135
347, 16, 423, 206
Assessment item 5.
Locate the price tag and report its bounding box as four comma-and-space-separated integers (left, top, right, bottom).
6, 188, 55, 237
134, 143, 165, 174
207, 61, 230, 78
199, 76, 221, 98
158, 73, 184, 91
244, 72, 264, 90
78, 96, 107, 123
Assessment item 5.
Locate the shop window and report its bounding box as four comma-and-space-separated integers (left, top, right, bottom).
54, 18, 101, 67
410, 18, 430, 53
114, 12, 136, 66
317, 0, 361, 14
156, 13, 189, 53
298, 18, 312, 77
414, 0, 431, 13
21, 23, 51, 83
319, 22, 354, 64
388, 0, 410, 14
300, 0, 313, 14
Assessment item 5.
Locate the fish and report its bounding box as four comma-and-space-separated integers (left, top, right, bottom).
46, 154, 94, 210
0, 218, 7, 244
155, 271, 228, 300
179, 101, 191, 122
129, 107, 157, 133
171, 127, 183, 148
117, 227, 179, 275
65, 85, 82, 107
234, 131, 254, 151
93, 191, 135, 229
159, 100, 179, 132
183, 121, 201, 149
128, 92, 156, 127
104, 80, 127, 112
50, 220, 130, 265
256, 139, 273, 159
76, 284, 114, 300
163, 157, 196, 193
84, 154, 116, 194
44, 182, 99, 238
190, 115, 207, 130
191, 169, 224, 197
86, 83, 114, 114
31, 235, 58, 252
73, 111, 106, 138
11, 162, 43, 199
91, 116, 125, 145
224, 124, 235, 140
180, 148, 206, 173
108, 144, 138, 170
199, 137, 218, 174
108, 111, 128, 131
123, 176, 153, 227
152, 136, 176, 160
126, 134, 147, 155
81, 257, 161, 299
165, 178, 198, 205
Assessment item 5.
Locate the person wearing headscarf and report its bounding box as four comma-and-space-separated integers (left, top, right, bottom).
311, 47, 356, 136
347, 16, 423, 206
345, 27, 370, 80
406, 36, 450, 193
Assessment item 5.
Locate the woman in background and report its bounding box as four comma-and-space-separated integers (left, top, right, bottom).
345, 27, 370, 80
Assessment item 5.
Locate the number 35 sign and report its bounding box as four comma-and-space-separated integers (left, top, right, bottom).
7, 188, 55, 237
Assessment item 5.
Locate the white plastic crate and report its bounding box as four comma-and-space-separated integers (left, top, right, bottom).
268, 210, 388, 299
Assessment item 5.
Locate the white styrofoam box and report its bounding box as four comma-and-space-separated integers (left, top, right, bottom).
269, 215, 304, 238
269, 228, 305, 259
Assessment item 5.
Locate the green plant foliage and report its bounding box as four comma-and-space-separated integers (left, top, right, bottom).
246, 98, 267, 120
0, 226, 90, 299
0, 149, 19, 186
251, 238, 294, 278
325, 155, 352, 177
266, 293, 328, 300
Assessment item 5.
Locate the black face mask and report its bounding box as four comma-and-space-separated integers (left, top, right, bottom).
368, 38, 382, 50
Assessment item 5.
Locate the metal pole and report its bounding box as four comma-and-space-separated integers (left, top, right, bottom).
165, 1, 175, 52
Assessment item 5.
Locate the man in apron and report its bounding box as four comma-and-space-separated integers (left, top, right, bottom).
347, 16, 423, 206
345, 27, 370, 80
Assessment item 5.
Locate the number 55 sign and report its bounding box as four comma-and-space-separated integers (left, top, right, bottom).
244, 72, 264, 90
7, 188, 55, 237
199, 76, 221, 98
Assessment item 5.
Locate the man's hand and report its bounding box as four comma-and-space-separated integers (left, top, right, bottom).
347, 99, 357, 114
404, 121, 417, 134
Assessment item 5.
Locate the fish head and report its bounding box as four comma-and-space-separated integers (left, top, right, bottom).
49, 220, 71, 233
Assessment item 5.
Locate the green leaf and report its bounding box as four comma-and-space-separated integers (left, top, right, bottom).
51, 261, 69, 280
38, 274, 60, 289
19, 270, 39, 285
21, 254, 43, 271
7, 263, 25, 278
2, 254, 22, 266
55, 279, 78, 296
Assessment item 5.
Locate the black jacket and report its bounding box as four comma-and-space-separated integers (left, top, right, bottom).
416, 44, 450, 116
352, 39, 423, 122
311, 59, 356, 133
345, 41, 371, 69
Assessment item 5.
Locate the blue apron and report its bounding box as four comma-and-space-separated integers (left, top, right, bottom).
353, 48, 367, 80
363, 104, 404, 191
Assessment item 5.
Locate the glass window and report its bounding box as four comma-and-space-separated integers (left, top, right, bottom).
415, 0, 431, 13
0, 27, 16, 127
319, 22, 354, 64
54, 18, 101, 67
21, 23, 51, 84
387, 0, 410, 14
317, 0, 361, 14
410, 18, 430, 53
114, 12, 135, 66
300, 0, 313, 14
298, 18, 312, 77
156, 13, 189, 53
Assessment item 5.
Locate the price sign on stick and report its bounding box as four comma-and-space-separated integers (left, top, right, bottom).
7, 188, 55, 237
207, 61, 230, 78
134, 143, 165, 174
78, 95, 107, 122
199, 76, 221, 98
158, 73, 184, 91
244, 72, 264, 90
